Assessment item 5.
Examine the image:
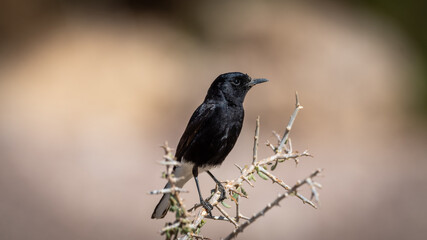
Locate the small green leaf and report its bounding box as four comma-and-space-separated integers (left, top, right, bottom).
248, 174, 256, 181
271, 160, 278, 171
221, 200, 231, 208
169, 205, 178, 212
240, 187, 247, 196
169, 195, 177, 205
257, 170, 269, 180
232, 192, 239, 200
183, 225, 192, 233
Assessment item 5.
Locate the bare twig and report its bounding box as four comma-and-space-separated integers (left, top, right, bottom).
149, 187, 189, 195
257, 167, 316, 208
158, 160, 181, 166
277, 92, 303, 152
161, 222, 181, 234
252, 116, 260, 164
215, 205, 238, 227
272, 131, 282, 143
205, 215, 230, 221
188, 233, 211, 240
235, 195, 241, 223
229, 188, 248, 199
222, 169, 323, 240
234, 164, 243, 173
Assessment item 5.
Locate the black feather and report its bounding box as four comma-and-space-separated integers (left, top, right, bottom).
151, 72, 268, 219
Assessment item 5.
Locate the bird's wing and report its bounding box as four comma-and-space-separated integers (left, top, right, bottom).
175, 103, 216, 162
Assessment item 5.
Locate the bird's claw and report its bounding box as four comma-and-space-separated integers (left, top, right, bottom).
218, 184, 227, 202
201, 200, 213, 217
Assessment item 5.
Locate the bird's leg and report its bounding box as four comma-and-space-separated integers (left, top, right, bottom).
193, 166, 213, 216
207, 170, 226, 202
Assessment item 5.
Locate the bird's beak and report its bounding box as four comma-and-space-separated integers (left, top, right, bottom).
248, 78, 269, 87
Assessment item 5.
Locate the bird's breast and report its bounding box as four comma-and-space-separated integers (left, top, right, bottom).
184, 104, 244, 167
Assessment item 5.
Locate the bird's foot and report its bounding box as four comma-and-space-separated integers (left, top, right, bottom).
201, 200, 213, 217
218, 183, 227, 202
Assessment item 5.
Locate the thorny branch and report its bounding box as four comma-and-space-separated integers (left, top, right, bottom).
222, 169, 322, 240
149, 93, 323, 240
151, 143, 193, 240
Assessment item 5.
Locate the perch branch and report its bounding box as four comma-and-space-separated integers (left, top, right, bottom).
222, 169, 323, 240
151, 93, 322, 240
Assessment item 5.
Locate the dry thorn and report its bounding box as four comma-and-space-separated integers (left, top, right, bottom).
265, 140, 276, 151
215, 205, 239, 228
278, 92, 303, 152
188, 233, 211, 240
252, 116, 260, 164
148, 187, 189, 195
158, 160, 181, 166
242, 176, 254, 187
229, 188, 248, 199
238, 214, 250, 221
257, 167, 290, 190
287, 138, 293, 153
272, 131, 282, 143
187, 203, 202, 213
161, 222, 181, 234
205, 215, 229, 221
234, 164, 243, 173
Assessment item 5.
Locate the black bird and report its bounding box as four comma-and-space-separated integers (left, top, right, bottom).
151, 72, 268, 219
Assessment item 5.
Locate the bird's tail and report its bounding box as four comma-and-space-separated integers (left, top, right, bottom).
151, 182, 173, 219
151, 163, 193, 219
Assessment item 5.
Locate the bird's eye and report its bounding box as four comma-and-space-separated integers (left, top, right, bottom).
232, 79, 241, 86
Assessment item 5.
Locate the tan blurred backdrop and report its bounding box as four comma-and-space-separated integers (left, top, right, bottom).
1, 1, 426, 240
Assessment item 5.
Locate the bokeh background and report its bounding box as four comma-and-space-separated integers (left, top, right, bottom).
1, 1, 427, 239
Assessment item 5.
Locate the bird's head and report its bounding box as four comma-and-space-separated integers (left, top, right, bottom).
205, 72, 268, 105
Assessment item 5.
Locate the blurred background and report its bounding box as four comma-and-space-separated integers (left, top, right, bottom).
1, 0, 426, 239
